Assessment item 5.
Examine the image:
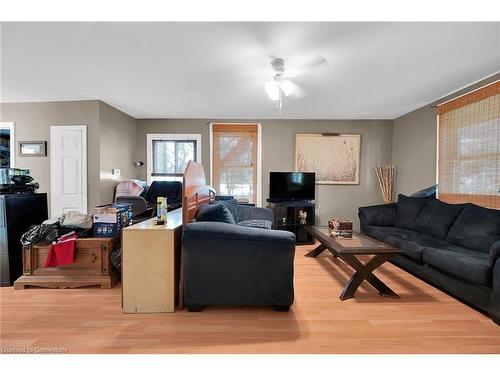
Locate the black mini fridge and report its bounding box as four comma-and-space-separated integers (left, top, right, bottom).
0, 193, 48, 286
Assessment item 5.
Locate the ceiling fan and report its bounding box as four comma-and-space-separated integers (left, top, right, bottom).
264, 56, 328, 113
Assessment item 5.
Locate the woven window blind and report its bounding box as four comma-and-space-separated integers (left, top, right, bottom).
437, 81, 500, 208
212, 124, 258, 203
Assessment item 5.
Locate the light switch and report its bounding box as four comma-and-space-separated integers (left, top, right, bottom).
112, 168, 121, 176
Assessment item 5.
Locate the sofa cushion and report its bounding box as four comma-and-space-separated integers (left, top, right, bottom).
383, 230, 449, 263
422, 246, 492, 286
447, 204, 500, 253
197, 203, 236, 225
238, 219, 272, 230
363, 225, 406, 242
384, 234, 425, 262
211, 199, 239, 223
414, 199, 464, 240
363, 224, 457, 262
396, 194, 428, 230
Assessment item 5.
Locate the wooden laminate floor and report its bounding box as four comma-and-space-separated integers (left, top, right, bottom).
1, 245, 499, 354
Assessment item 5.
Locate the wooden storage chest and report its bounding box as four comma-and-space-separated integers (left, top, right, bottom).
14, 237, 117, 289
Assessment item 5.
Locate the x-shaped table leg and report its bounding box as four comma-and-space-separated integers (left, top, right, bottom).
339, 254, 400, 300
305, 243, 327, 258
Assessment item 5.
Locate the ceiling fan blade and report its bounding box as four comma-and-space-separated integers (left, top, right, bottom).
303, 55, 328, 69
286, 81, 307, 99
282, 66, 306, 79
282, 55, 329, 79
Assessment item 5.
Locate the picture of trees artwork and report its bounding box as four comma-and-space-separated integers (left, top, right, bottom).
295, 133, 361, 184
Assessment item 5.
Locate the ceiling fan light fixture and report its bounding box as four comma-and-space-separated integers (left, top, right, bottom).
265, 80, 280, 101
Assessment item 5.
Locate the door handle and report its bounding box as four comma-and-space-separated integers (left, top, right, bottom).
91, 253, 97, 263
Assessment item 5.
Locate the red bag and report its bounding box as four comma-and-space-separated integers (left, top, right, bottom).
44, 233, 78, 268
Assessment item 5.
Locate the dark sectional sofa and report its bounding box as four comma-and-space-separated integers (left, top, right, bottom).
358, 194, 500, 324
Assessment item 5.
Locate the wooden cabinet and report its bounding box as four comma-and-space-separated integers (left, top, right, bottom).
122, 210, 182, 313
14, 238, 117, 289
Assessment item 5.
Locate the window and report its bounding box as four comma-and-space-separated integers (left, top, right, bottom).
0, 122, 15, 167
153, 140, 196, 176
210, 124, 261, 205
437, 81, 499, 208
146, 134, 201, 184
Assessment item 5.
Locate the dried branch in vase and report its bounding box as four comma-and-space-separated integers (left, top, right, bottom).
375, 165, 395, 204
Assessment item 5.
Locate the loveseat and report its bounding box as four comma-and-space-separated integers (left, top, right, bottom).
182, 201, 296, 312
358, 194, 500, 324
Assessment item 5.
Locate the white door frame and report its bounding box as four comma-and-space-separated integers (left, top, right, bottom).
0, 122, 15, 167
50, 125, 87, 216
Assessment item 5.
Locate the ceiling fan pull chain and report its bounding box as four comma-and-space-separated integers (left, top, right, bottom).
278, 89, 283, 115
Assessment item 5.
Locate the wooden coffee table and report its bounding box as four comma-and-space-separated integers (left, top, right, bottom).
304, 226, 404, 300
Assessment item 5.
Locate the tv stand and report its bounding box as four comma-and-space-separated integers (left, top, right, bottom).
268, 201, 315, 245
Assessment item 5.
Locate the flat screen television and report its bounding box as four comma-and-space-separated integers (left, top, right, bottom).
269, 172, 315, 202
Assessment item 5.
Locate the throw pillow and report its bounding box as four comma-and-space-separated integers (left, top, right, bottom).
396, 194, 428, 230
414, 199, 464, 240
197, 203, 236, 225
409, 185, 437, 198
238, 219, 273, 230
211, 198, 239, 223
447, 204, 500, 253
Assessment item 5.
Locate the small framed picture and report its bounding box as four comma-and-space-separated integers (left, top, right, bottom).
18, 141, 47, 157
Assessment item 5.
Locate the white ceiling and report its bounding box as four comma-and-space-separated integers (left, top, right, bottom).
1, 22, 499, 119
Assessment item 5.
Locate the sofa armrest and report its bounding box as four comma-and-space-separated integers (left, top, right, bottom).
490, 240, 500, 260
237, 205, 274, 223
358, 203, 397, 227
490, 258, 500, 321
492, 257, 500, 288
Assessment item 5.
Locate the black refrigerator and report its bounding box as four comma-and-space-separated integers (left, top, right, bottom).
0, 193, 48, 286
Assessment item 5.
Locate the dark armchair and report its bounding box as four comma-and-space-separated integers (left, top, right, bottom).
182, 204, 296, 312
114, 181, 183, 222
147, 181, 182, 211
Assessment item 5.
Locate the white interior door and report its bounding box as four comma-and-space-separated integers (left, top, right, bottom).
50, 126, 87, 217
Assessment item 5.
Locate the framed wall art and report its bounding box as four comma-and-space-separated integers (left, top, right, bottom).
295, 133, 361, 184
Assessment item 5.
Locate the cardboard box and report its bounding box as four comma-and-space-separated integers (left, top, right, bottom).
93, 203, 132, 237
93, 222, 121, 238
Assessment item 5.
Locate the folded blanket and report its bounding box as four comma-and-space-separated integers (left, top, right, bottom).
116, 179, 144, 197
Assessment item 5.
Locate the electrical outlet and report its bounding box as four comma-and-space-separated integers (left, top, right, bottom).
112, 168, 121, 176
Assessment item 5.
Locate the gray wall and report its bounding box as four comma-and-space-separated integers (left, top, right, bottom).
6, 72, 497, 221
99, 101, 137, 204
136, 119, 393, 229
392, 105, 437, 195
392, 72, 500, 195
0, 100, 138, 214
0, 100, 101, 212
